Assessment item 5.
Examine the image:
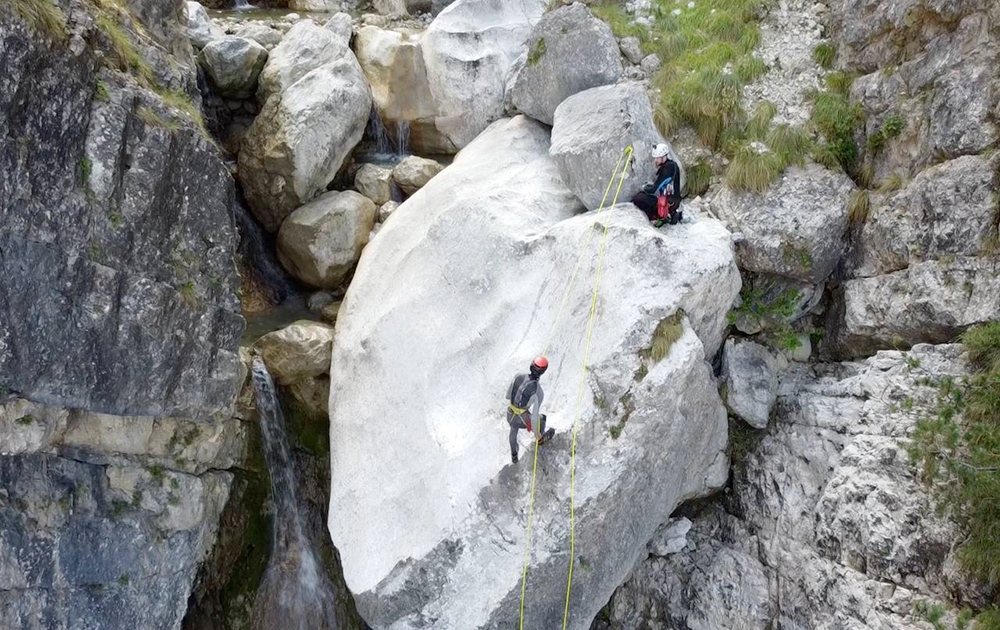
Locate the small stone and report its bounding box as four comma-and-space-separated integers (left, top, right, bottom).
378, 200, 400, 223
722, 339, 779, 429
619, 36, 644, 65
639, 53, 661, 75
285, 13, 301, 21
307, 291, 336, 313
392, 156, 444, 196
355, 163, 394, 205
254, 320, 335, 384
320, 300, 342, 324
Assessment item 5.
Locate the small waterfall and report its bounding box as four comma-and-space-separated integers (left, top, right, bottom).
233, 0, 255, 10
366, 108, 394, 156
394, 120, 410, 157
250, 359, 339, 630
234, 195, 297, 305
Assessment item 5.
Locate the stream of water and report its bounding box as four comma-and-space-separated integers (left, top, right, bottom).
250, 359, 339, 630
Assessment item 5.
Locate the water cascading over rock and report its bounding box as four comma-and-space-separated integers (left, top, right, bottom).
326, 115, 741, 629
249, 358, 339, 630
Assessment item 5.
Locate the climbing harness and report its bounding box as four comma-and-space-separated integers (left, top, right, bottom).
517, 145, 634, 630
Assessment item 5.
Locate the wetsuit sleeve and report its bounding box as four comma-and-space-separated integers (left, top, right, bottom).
506, 377, 514, 401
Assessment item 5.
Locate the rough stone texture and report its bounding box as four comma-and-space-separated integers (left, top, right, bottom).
714, 164, 856, 284
325, 12, 354, 43
232, 22, 284, 50
378, 200, 400, 223
0, 396, 245, 630
421, 0, 548, 151
508, 3, 623, 125
238, 47, 371, 231
197, 36, 268, 99
605, 345, 978, 629
289, 0, 343, 10
354, 163, 394, 205
828, 257, 1000, 358
373, 0, 409, 16
328, 116, 741, 629
254, 321, 336, 385
255, 19, 350, 104
844, 155, 999, 279
619, 36, 643, 64
353, 25, 448, 153
0, 12, 244, 418
550, 83, 662, 211
391, 155, 443, 195
276, 191, 377, 288
849, 13, 998, 181
186, 1, 225, 49
731, 273, 824, 336
722, 339, 779, 429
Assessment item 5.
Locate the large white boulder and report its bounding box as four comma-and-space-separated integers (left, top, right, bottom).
239, 52, 371, 231
420, 0, 548, 151
508, 3, 623, 125
327, 116, 741, 629
197, 36, 268, 99
277, 191, 376, 289
254, 320, 335, 384
550, 82, 662, 211
714, 164, 856, 284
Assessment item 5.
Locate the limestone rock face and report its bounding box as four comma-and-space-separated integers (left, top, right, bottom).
714, 164, 856, 284
508, 3, 623, 125
238, 48, 371, 231
255, 321, 336, 385
391, 155, 444, 195
550, 83, 662, 211
829, 257, 1000, 358
605, 345, 976, 629
277, 191, 377, 289
0, 14, 243, 418
844, 155, 998, 279
722, 339, 778, 429
255, 19, 350, 103
327, 116, 740, 629
232, 22, 284, 50
197, 36, 268, 99
421, 0, 548, 150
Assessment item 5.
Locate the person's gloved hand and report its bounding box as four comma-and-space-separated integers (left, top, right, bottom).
641, 182, 655, 194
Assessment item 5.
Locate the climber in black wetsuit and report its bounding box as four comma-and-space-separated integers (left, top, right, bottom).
506, 356, 555, 464
631, 142, 684, 225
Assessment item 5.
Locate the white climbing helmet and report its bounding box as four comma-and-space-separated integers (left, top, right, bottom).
651, 143, 671, 159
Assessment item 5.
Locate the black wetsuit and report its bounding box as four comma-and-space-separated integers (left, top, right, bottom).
632, 159, 682, 222
506, 373, 545, 459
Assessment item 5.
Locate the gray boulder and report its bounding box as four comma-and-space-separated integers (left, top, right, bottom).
233, 22, 283, 50
508, 3, 623, 125
550, 82, 662, 211
391, 155, 444, 195
186, 1, 224, 49
289, 0, 342, 11
327, 116, 740, 629
829, 257, 1000, 358
354, 163, 394, 205
722, 339, 779, 429
714, 164, 856, 284
845, 155, 998, 278
239, 54, 371, 231
378, 200, 399, 223
254, 321, 335, 384
255, 19, 349, 104
197, 36, 268, 99
619, 36, 644, 64
276, 191, 376, 288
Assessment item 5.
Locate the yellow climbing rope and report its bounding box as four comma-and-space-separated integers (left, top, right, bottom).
517, 145, 634, 630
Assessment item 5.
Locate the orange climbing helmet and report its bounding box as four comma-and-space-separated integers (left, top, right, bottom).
530, 356, 548, 377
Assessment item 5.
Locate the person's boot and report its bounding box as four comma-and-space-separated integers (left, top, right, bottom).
511, 451, 519, 464
539, 428, 555, 445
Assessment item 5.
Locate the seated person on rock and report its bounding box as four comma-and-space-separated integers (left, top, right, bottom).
506, 356, 555, 464
631, 142, 684, 225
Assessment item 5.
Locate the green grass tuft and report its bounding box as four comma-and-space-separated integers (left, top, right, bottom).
94, 79, 111, 102
809, 89, 859, 171
766, 124, 811, 168
94, 10, 154, 86
745, 100, 777, 140
10, 0, 68, 40
735, 55, 769, 83
877, 172, 906, 193
882, 113, 905, 139
823, 71, 854, 97
640, 311, 685, 364
725, 144, 782, 192
684, 159, 712, 197
847, 189, 870, 227
79, 157, 92, 185
812, 42, 836, 69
